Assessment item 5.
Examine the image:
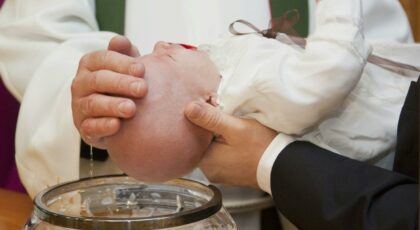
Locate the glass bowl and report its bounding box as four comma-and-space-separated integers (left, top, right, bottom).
24, 175, 236, 229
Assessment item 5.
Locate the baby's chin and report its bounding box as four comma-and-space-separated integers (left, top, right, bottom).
105, 114, 213, 182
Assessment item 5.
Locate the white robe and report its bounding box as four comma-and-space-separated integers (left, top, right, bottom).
0, 0, 270, 229
200, 0, 420, 195
0, 1, 415, 229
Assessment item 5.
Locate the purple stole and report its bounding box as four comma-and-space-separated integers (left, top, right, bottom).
0, 0, 26, 193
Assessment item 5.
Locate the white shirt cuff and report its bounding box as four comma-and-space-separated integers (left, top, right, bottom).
257, 133, 294, 195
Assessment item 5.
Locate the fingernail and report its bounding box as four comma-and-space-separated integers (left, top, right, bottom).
187, 102, 203, 119
118, 101, 134, 115
106, 119, 115, 129
129, 63, 144, 76
130, 82, 143, 95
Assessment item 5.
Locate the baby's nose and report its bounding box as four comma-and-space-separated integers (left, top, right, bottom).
153, 41, 171, 53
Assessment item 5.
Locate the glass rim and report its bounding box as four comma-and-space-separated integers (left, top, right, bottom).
33, 175, 222, 230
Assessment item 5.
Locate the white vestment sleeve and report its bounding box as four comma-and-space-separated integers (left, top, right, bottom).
256, 133, 294, 194
0, 0, 116, 198
208, 0, 371, 135
308, 0, 413, 43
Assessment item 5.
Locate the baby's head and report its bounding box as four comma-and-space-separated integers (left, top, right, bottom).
106, 42, 220, 182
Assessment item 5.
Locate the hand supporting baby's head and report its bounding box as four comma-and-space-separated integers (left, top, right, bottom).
105, 42, 221, 182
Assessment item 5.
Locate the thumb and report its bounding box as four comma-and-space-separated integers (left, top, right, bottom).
185, 101, 244, 136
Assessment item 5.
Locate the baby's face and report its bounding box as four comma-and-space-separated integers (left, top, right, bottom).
106, 42, 221, 182
146, 42, 220, 99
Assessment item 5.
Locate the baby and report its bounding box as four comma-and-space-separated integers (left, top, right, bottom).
106, 43, 221, 181
105, 0, 417, 182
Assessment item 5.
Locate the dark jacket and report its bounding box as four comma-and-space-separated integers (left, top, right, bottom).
271, 79, 419, 230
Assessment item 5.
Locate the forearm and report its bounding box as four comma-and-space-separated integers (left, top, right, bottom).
271, 141, 418, 230
0, 0, 116, 197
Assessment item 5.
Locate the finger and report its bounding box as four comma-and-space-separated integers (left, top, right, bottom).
80, 117, 120, 147
83, 137, 107, 150
127, 61, 146, 77
184, 101, 245, 136
198, 144, 222, 182
198, 143, 234, 184
81, 69, 147, 97
79, 50, 143, 76
79, 94, 136, 119
108, 35, 141, 57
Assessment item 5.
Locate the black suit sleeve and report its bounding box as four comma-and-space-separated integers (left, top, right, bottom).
271, 141, 418, 230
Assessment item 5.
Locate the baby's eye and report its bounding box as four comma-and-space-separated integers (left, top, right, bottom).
166, 54, 176, 62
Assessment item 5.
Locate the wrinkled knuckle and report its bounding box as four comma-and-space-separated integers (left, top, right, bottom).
88, 72, 100, 91
71, 98, 76, 109
205, 113, 222, 130
96, 119, 106, 133
110, 100, 120, 116
96, 70, 109, 91
89, 119, 102, 135
80, 120, 93, 137
79, 54, 90, 67
72, 108, 81, 128
116, 76, 127, 92
71, 77, 79, 95
71, 99, 79, 114
135, 79, 148, 97
100, 50, 111, 68
83, 96, 95, 116
128, 63, 143, 76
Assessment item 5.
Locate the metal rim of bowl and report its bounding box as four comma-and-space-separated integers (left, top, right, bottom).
33, 175, 222, 230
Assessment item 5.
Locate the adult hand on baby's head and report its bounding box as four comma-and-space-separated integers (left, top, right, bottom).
72, 36, 147, 149
184, 101, 277, 188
